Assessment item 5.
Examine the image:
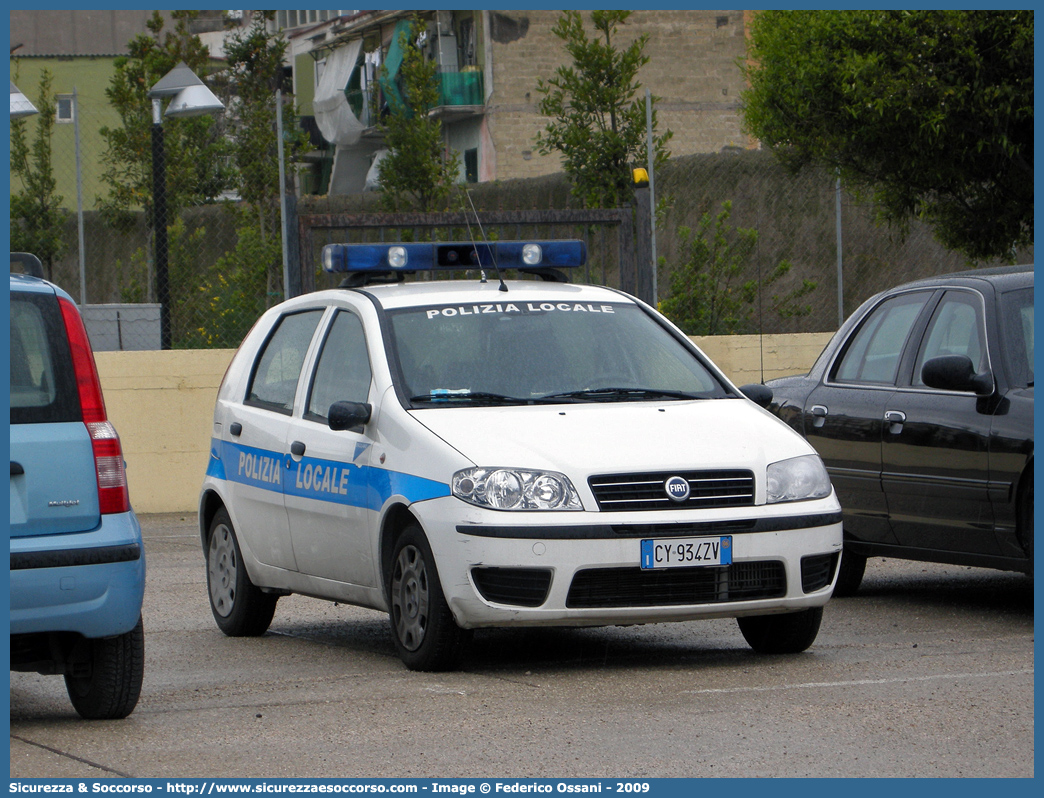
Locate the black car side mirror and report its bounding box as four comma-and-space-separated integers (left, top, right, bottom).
921, 355, 994, 396
328, 401, 372, 432
739, 383, 773, 408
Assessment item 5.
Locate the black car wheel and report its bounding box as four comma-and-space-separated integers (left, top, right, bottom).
737, 606, 823, 655
389, 523, 469, 671
832, 547, 867, 597
206, 507, 278, 636
64, 616, 145, 720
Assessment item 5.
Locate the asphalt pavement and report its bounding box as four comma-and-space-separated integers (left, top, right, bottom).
9, 513, 1035, 779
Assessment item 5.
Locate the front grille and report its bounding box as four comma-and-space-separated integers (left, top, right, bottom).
471, 567, 552, 607
566, 560, 786, 608
589, 470, 755, 512
801, 552, 839, 593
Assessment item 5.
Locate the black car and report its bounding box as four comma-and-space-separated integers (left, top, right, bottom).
763, 265, 1033, 595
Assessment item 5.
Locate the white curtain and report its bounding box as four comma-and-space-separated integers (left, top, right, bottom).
313, 39, 364, 147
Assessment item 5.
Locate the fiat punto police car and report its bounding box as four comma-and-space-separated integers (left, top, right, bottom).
199, 240, 842, 670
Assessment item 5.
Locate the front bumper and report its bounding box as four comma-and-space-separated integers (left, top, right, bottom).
410, 496, 844, 629
9, 510, 146, 638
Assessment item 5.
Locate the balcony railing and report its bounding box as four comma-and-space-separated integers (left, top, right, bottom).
438, 68, 484, 107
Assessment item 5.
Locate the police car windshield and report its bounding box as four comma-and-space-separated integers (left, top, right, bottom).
387, 300, 729, 407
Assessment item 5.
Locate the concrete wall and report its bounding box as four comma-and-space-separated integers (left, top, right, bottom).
96, 332, 832, 514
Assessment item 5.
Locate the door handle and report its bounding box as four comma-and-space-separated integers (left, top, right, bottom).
10, 461, 24, 476
809, 405, 828, 429
884, 410, 906, 434
290, 441, 306, 457
229, 422, 243, 437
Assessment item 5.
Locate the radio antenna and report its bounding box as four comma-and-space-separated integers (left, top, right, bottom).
463, 189, 508, 292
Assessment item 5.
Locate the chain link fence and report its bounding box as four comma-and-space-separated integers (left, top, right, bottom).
9, 80, 293, 351
649, 150, 1033, 336
12, 89, 1032, 349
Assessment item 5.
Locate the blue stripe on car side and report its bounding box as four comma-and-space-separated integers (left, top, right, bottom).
210, 439, 450, 510
206, 443, 227, 480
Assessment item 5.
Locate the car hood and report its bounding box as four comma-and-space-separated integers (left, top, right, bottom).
410, 399, 812, 477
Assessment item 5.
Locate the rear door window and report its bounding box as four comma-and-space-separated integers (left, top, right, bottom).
832, 292, 931, 385
10, 292, 79, 424
246, 310, 324, 415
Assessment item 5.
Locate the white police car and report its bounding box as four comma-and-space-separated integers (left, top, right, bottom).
199, 240, 842, 670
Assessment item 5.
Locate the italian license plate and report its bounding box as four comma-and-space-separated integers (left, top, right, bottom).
640, 536, 733, 569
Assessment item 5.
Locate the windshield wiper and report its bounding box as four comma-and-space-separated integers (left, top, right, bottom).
536, 387, 703, 402
410, 391, 528, 406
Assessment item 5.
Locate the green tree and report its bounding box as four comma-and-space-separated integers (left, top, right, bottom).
377, 18, 461, 212
660, 201, 816, 336
9, 68, 68, 280
219, 11, 309, 313
742, 10, 1032, 261
535, 10, 672, 209
98, 10, 233, 228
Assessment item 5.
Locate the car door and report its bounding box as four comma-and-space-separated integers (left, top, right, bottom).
882, 289, 997, 554
284, 308, 378, 587
217, 308, 326, 571
803, 290, 933, 545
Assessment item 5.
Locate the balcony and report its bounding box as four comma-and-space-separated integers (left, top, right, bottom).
345, 67, 485, 132
438, 67, 484, 108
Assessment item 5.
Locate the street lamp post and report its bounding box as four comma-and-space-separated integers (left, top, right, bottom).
147, 63, 224, 349
10, 80, 39, 118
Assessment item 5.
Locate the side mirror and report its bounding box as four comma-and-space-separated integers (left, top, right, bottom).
328, 401, 372, 432
921, 355, 994, 396
739, 383, 773, 408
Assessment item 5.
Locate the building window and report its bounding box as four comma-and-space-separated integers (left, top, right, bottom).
464, 148, 478, 183
55, 95, 74, 124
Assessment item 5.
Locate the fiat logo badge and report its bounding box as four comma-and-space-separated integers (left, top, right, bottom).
664, 476, 690, 502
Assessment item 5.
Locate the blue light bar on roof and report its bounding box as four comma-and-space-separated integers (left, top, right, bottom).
322, 240, 586, 274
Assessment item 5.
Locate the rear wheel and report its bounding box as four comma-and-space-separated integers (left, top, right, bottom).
737, 606, 823, 655
389, 524, 469, 671
207, 508, 278, 636
64, 616, 144, 720
832, 547, 867, 597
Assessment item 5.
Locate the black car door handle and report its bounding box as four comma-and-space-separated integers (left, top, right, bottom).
810, 405, 828, 428
290, 441, 306, 457
10, 461, 24, 476
884, 410, 906, 434
229, 422, 243, 437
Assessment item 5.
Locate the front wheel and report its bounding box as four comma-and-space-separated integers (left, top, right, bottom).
206, 508, 278, 636
64, 616, 145, 720
389, 524, 469, 671
832, 548, 867, 597
737, 606, 823, 655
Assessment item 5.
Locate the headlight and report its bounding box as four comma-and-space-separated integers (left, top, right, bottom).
452, 467, 583, 511
766, 455, 832, 504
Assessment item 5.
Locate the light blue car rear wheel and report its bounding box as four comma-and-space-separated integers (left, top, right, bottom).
64, 616, 144, 720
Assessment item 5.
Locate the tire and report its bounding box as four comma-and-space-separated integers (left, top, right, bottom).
206, 507, 278, 636
64, 616, 144, 720
832, 547, 867, 597
737, 606, 823, 655
388, 524, 469, 671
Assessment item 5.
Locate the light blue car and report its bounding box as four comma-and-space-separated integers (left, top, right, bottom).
9, 254, 145, 719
